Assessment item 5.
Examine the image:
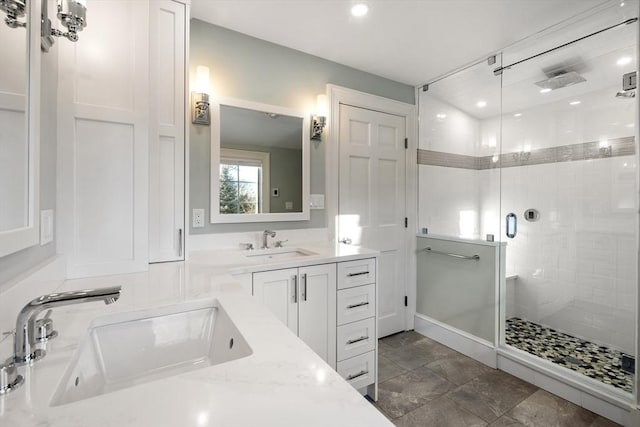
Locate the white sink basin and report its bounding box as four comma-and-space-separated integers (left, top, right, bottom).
51, 299, 252, 406
245, 247, 316, 261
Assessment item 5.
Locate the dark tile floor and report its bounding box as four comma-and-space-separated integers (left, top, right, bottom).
371, 331, 621, 427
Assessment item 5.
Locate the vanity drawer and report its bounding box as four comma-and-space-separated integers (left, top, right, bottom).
337, 351, 376, 390
337, 317, 375, 361
337, 284, 375, 326
337, 258, 376, 290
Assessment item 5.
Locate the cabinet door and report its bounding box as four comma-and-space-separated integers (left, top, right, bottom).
149, 0, 186, 263
252, 268, 298, 334
298, 264, 337, 366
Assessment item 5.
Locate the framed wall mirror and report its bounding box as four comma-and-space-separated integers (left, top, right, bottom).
0, 0, 41, 257
210, 98, 310, 223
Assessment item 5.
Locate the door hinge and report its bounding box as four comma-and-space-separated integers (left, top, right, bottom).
404, 217, 408, 228
404, 138, 408, 149
404, 296, 408, 307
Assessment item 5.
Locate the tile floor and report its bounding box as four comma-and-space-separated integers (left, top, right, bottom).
370, 331, 621, 427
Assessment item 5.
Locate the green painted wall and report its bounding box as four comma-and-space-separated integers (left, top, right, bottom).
190, 19, 414, 234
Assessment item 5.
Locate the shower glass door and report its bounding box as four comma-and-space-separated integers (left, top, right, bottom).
499, 8, 638, 395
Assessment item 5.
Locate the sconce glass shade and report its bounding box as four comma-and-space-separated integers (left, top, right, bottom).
194, 65, 210, 94
316, 94, 328, 117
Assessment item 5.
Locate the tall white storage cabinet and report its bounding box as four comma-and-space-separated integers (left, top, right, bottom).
57, 0, 188, 277
149, 0, 187, 263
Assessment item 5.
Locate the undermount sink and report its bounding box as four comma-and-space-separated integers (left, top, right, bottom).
51, 299, 252, 406
245, 247, 316, 261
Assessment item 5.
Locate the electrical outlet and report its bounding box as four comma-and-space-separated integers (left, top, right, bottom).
40, 209, 54, 245
192, 209, 205, 228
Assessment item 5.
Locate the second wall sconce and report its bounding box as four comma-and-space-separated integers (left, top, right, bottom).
192, 65, 211, 125
0, 0, 26, 28
311, 94, 327, 140
42, 0, 87, 52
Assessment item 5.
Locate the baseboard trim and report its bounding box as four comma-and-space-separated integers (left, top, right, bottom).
414, 313, 497, 368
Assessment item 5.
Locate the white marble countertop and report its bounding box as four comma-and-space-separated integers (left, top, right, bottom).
0, 244, 390, 426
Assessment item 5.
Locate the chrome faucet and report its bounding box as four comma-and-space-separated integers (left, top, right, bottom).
13, 286, 122, 364
262, 230, 276, 249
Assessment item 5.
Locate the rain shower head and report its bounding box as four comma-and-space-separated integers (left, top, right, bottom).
535, 71, 586, 91
616, 89, 636, 98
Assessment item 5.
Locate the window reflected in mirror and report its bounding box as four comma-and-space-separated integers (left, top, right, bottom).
219, 149, 269, 214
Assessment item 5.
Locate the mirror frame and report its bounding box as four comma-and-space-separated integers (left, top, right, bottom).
0, 0, 41, 257
210, 97, 310, 223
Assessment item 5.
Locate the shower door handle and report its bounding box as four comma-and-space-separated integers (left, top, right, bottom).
506, 213, 517, 239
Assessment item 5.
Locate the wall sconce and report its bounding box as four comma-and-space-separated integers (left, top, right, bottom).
311, 94, 327, 140
41, 0, 87, 52
191, 65, 211, 125
0, 0, 26, 28
512, 145, 531, 162
599, 139, 612, 157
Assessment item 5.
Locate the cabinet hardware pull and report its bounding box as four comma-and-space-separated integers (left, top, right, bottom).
178, 228, 183, 257
292, 275, 297, 303
347, 370, 369, 381
346, 302, 369, 309
347, 271, 369, 277
347, 336, 369, 345
302, 273, 307, 301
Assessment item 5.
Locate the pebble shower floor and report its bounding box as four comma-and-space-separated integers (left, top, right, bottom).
505, 317, 633, 393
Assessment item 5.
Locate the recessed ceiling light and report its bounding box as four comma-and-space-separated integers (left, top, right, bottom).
476, 100, 487, 108
569, 100, 581, 105
540, 88, 552, 94
436, 113, 446, 119
617, 56, 632, 66
514, 113, 522, 117
351, 3, 368, 17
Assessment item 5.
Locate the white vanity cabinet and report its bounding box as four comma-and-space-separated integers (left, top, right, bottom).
253, 264, 337, 365
251, 256, 378, 396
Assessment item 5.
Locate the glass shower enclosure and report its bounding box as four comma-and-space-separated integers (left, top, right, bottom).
417, 0, 638, 401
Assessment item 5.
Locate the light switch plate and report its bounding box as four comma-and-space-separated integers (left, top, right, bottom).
309, 194, 325, 210
192, 209, 205, 228
40, 209, 54, 245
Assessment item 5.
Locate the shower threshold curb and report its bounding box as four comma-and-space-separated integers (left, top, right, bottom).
498, 346, 636, 425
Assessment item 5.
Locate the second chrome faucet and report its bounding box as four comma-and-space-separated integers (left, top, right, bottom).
262, 230, 276, 249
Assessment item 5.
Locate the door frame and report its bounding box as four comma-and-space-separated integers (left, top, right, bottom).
326, 84, 417, 333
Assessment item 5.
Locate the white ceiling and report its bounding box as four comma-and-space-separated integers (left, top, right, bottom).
190, 0, 608, 86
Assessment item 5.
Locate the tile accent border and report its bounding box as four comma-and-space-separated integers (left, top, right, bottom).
418, 136, 636, 170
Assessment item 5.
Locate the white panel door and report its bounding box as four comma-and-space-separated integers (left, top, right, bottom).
57, 0, 149, 278
149, 0, 185, 263
298, 264, 337, 366
338, 105, 407, 337
253, 268, 299, 334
